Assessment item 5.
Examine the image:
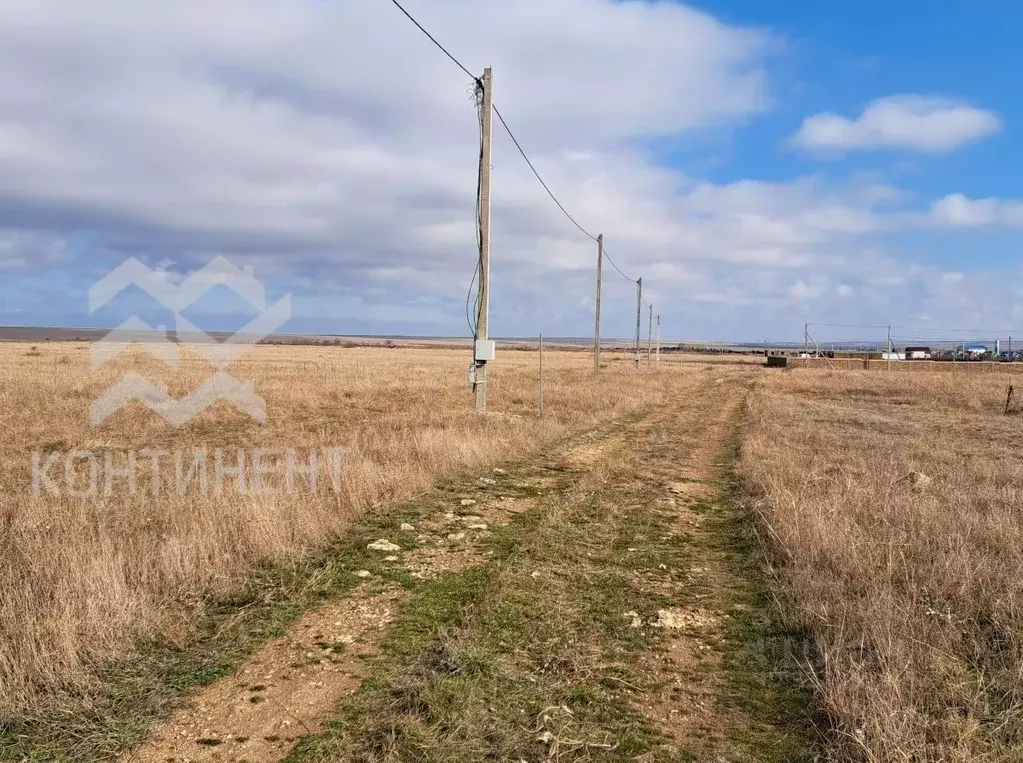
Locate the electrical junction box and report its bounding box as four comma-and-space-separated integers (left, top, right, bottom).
475, 340, 496, 362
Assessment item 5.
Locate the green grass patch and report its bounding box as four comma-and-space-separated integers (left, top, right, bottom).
682, 413, 825, 762
283, 400, 822, 762
287, 463, 689, 762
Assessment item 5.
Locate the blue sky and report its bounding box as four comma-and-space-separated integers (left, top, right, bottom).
0, 0, 1022, 343
685, 0, 1023, 293
696, 0, 1020, 194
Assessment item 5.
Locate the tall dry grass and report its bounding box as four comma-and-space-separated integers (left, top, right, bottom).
0, 341, 688, 717
741, 369, 1023, 761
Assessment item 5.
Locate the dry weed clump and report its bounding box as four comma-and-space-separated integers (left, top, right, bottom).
740, 369, 1023, 761
0, 342, 683, 717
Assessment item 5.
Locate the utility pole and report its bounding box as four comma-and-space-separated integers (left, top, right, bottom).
656, 314, 661, 364
803, 322, 808, 356
593, 234, 603, 375
634, 278, 643, 366
647, 304, 653, 365
474, 68, 494, 413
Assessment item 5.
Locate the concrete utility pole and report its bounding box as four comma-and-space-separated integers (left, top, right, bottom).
656, 314, 661, 364
474, 68, 494, 413
593, 234, 603, 375
647, 304, 653, 365
634, 278, 643, 366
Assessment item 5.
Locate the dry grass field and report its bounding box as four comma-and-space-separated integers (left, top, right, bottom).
741, 369, 1023, 761
9, 340, 1023, 763
0, 341, 685, 718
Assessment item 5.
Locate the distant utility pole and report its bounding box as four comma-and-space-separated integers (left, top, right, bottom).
634, 278, 643, 366
647, 304, 653, 365
474, 68, 494, 413
593, 234, 603, 375
656, 314, 661, 364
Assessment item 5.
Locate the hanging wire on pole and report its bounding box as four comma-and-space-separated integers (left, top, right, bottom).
808, 322, 891, 331
493, 106, 598, 243
464, 77, 486, 336
495, 102, 645, 285
386, 0, 654, 325
601, 248, 638, 283
387, 0, 480, 85
496, 108, 644, 287
385, 0, 486, 341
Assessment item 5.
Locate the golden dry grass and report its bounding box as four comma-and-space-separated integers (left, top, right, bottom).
0, 341, 688, 717
741, 369, 1023, 761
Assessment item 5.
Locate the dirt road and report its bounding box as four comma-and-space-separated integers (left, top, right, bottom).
119, 367, 815, 762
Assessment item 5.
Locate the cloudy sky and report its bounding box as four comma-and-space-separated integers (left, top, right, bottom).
1, 0, 1022, 343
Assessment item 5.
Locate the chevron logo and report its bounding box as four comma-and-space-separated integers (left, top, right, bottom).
89, 257, 291, 426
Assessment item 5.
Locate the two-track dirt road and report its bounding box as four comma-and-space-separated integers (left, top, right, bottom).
122, 367, 816, 763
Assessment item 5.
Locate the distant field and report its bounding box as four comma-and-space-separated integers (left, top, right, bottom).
0, 325, 647, 348
0, 340, 684, 716
0, 325, 778, 355
741, 369, 1023, 761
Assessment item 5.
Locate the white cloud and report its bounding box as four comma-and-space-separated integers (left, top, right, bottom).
786, 277, 828, 301
0, 0, 785, 335
0, 0, 772, 247
929, 193, 1023, 228
0, 230, 71, 271
792, 95, 1001, 154
0, 1, 1021, 341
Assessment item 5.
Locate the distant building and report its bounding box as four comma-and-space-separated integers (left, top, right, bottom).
964, 344, 988, 359
904, 346, 932, 360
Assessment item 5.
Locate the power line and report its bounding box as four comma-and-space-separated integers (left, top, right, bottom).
891, 325, 1023, 334
808, 323, 890, 330
387, 0, 480, 85
496, 105, 644, 284
384, 0, 484, 337
492, 105, 598, 243
466, 79, 485, 336
386, 0, 652, 320
601, 249, 638, 283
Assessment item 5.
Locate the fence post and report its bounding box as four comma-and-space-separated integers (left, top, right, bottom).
539, 333, 544, 419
